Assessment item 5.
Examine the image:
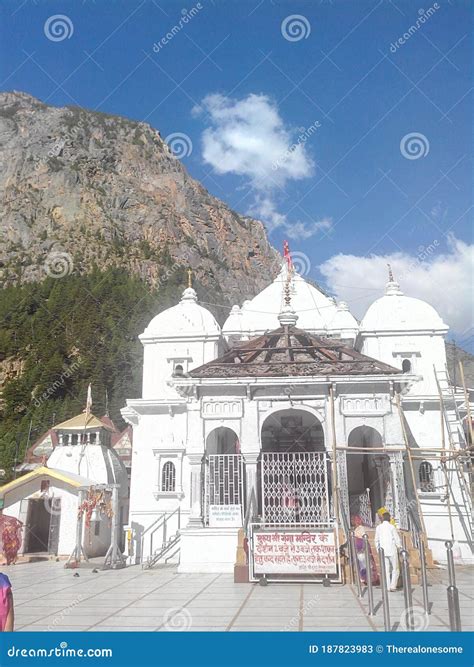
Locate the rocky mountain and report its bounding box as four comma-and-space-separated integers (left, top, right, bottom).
446, 342, 474, 390
0, 91, 280, 313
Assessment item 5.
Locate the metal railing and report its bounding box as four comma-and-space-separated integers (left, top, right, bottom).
203, 454, 244, 525
140, 507, 181, 565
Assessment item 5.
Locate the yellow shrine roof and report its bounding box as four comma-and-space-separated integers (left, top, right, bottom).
0, 466, 93, 498
54, 413, 113, 431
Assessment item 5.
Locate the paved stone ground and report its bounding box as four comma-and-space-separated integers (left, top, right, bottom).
5, 561, 473, 632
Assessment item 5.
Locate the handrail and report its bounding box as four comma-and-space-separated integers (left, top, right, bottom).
140, 506, 181, 563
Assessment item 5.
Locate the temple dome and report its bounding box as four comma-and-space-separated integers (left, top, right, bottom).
223, 263, 337, 336
142, 287, 221, 338
360, 280, 448, 333
328, 301, 359, 336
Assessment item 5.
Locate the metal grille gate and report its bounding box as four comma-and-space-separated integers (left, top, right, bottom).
203, 454, 244, 524
260, 452, 330, 524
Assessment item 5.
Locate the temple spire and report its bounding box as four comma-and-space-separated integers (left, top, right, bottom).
385, 263, 403, 296
387, 263, 394, 283
187, 268, 193, 289
278, 253, 298, 327
283, 239, 293, 271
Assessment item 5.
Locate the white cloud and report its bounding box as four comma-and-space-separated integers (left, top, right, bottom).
285, 217, 332, 240
319, 235, 473, 336
194, 93, 327, 238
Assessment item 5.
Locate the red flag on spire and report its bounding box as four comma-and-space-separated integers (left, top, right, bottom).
283, 240, 292, 270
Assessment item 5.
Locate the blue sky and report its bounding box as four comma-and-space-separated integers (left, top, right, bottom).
1, 0, 472, 345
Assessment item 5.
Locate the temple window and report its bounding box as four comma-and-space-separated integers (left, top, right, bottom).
402, 359, 412, 372
419, 460, 435, 492
161, 461, 176, 492
173, 364, 184, 377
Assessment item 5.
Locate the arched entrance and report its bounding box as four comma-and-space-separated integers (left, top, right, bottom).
259, 409, 330, 524
203, 427, 243, 525
347, 426, 388, 525
261, 408, 324, 453
206, 427, 239, 455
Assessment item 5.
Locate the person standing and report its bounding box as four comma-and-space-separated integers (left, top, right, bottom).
0, 573, 14, 631
375, 511, 402, 592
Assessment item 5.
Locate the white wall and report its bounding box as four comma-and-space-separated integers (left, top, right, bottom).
4, 481, 79, 556
141, 337, 220, 399
360, 332, 447, 396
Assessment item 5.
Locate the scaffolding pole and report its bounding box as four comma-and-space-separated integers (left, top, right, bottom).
65, 488, 89, 568
435, 369, 456, 541
102, 484, 126, 570
396, 392, 427, 536
329, 384, 339, 527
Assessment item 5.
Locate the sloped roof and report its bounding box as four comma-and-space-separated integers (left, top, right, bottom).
54, 413, 114, 431
0, 466, 94, 498
189, 326, 402, 378
25, 429, 58, 463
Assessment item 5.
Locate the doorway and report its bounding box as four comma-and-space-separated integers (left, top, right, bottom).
259, 409, 329, 524
347, 426, 388, 524
24, 498, 61, 554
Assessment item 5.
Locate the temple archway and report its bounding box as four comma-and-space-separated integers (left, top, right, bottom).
261, 408, 324, 453
206, 426, 239, 455
347, 426, 387, 525
203, 427, 243, 524
259, 409, 329, 524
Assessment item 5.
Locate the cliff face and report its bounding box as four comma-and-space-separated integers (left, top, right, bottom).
0, 91, 280, 307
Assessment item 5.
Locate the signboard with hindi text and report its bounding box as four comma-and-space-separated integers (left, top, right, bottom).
208, 504, 242, 528
251, 527, 338, 576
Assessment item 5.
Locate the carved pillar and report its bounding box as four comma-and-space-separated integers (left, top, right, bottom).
389, 451, 408, 530
244, 452, 260, 517
187, 453, 204, 528
336, 450, 349, 524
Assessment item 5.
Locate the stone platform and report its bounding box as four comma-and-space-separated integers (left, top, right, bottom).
5, 560, 473, 632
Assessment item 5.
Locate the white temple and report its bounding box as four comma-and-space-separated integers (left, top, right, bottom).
0, 413, 129, 559
123, 255, 472, 575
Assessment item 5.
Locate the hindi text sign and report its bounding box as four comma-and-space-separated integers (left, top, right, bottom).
253, 529, 337, 575
208, 504, 242, 528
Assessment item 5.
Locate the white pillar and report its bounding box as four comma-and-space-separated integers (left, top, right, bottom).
187, 453, 204, 528
244, 452, 259, 514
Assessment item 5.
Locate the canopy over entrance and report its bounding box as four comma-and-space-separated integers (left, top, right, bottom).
189, 326, 402, 378
261, 408, 324, 453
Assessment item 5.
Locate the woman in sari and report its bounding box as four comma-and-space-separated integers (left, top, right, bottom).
351, 515, 379, 586
0, 516, 23, 566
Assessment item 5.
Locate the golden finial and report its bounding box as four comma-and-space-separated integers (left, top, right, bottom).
387, 263, 394, 282
187, 268, 193, 289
